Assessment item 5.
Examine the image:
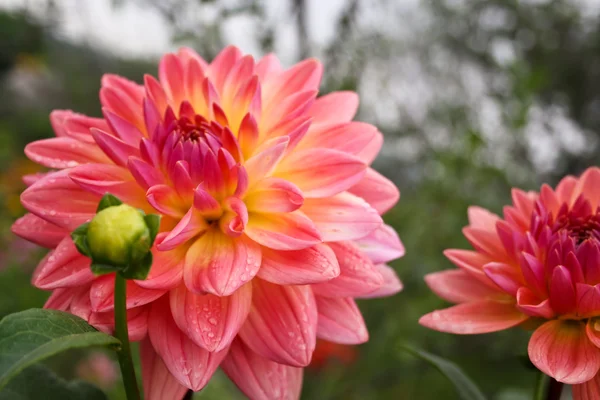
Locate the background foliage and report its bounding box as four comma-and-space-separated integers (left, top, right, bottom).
0, 0, 596, 398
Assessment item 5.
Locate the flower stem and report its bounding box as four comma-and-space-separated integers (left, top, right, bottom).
534, 372, 563, 400
114, 273, 141, 400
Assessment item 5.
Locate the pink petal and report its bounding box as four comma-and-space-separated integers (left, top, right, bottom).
20, 169, 99, 230
159, 53, 186, 108
157, 208, 208, 251
146, 184, 187, 218
170, 282, 252, 352
208, 46, 243, 93
32, 237, 94, 289
577, 283, 600, 317
263, 58, 322, 110
140, 338, 188, 400
425, 269, 504, 304
528, 319, 600, 384
301, 192, 382, 242
239, 279, 317, 367
467, 206, 500, 230
49, 110, 74, 137
463, 227, 506, 259
25, 137, 110, 169
128, 157, 165, 190
549, 265, 577, 315
276, 149, 366, 198
443, 249, 495, 284
148, 298, 228, 391
62, 113, 108, 143
90, 274, 166, 312
44, 287, 75, 311
357, 264, 403, 298
311, 241, 384, 298
419, 300, 528, 334
244, 178, 304, 213
572, 374, 600, 400
348, 167, 399, 214
355, 224, 405, 264
573, 167, 600, 209
245, 211, 321, 251
245, 136, 289, 187
103, 109, 145, 146
69, 163, 148, 210
516, 287, 555, 319
315, 296, 368, 344
255, 53, 282, 82
308, 91, 359, 124
11, 213, 67, 248
100, 75, 145, 132
257, 244, 340, 285
183, 229, 261, 296
300, 122, 380, 163
91, 128, 139, 166
483, 262, 522, 296
221, 338, 303, 400
136, 246, 185, 290
88, 306, 149, 341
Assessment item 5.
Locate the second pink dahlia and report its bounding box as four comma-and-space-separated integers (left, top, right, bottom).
12, 46, 404, 399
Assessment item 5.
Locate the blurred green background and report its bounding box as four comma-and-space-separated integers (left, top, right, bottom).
1, 0, 598, 398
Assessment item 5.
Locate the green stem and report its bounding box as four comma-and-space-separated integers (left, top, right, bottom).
114, 273, 141, 400
534, 372, 563, 400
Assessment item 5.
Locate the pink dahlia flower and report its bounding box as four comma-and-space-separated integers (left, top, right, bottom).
420, 167, 600, 398
12, 46, 404, 399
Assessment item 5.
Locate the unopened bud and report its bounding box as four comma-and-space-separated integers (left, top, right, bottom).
71, 194, 160, 279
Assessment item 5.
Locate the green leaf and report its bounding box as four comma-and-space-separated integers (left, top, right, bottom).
399, 344, 487, 400
96, 193, 122, 212
0, 364, 107, 400
70, 223, 90, 257
121, 251, 152, 280
0, 309, 120, 389
144, 214, 161, 245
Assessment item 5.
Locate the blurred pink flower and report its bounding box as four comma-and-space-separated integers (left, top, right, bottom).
76, 351, 118, 389
12, 46, 404, 399
420, 167, 600, 398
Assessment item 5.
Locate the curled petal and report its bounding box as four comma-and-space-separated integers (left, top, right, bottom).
315, 296, 368, 344
147, 184, 187, 217
311, 241, 384, 298
12, 213, 67, 249
221, 338, 303, 400
140, 338, 188, 400
245, 178, 304, 214
136, 246, 185, 290
424, 269, 503, 304
184, 229, 261, 296
258, 244, 340, 285
529, 319, 600, 384
419, 300, 528, 334
25, 137, 110, 169
357, 264, 403, 299
302, 192, 381, 242
276, 149, 366, 198
246, 211, 321, 251
308, 91, 359, 124
586, 318, 600, 348
348, 167, 399, 214
245, 136, 289, 187
89, 274, 166, 312
32, 237, 93, 289
148, 298, 228, 391
516, 287, 555, 319
157, 208, 208, 251
239, 279, 317, 367
170, 282, 252, 352
91, 128, 139, 166
21, 170, 99, 230
355, 224, 405, 264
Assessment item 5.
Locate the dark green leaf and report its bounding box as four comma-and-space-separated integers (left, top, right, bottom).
0, 309, 120, 389
121, 252, 152, 280
96, 193, 122, 212
533, 372, 550, 400
0, 364, 107, 400
144, 214, 161, 245
70, 223, 90, 258
399, 344, 487, 400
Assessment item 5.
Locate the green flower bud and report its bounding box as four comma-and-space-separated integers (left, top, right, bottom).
87, 204, 150, 266
71, 194, 160, 280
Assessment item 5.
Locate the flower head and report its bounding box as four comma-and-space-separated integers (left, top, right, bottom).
420, 167, 600, 396
13, 46, 403, 399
